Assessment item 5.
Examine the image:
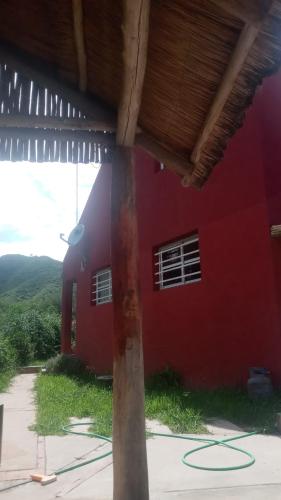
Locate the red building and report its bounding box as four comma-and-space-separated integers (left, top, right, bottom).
61, 71, 281, 389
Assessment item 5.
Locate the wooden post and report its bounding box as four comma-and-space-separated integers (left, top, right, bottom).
111, 146, 149, 500
61, 280, 73, 354
0, 404, 3, 464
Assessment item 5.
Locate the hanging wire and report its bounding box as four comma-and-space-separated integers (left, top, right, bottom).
75, 162, 79, 223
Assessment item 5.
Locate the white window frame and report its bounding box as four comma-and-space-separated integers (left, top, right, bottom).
91, 268, 112, 305
154, 234, 201, 290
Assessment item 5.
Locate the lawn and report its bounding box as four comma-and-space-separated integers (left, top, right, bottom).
33, 370, 281, 436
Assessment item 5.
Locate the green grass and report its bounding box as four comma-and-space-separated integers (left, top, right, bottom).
33, 370, 281, 437
0, 370, 15, 392
33, 373, 113, 436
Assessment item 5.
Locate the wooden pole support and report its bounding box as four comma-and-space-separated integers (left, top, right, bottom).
111, 146, 149, 500
61, 281, 74, 354
72, 0, 87, 92
0, 404, 3, 464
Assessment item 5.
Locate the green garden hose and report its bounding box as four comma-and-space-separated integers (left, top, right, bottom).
55, 422, 256, 476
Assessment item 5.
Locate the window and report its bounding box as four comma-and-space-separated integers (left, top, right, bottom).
154, 234, 201, 289
91, 268, 112, 305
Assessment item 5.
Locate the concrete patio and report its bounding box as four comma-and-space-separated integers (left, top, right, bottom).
1, 374, 281, 499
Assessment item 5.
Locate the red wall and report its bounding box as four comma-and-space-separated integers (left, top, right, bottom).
62, 71, 281, 388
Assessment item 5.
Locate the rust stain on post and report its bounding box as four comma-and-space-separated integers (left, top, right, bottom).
111, 147, 142, 357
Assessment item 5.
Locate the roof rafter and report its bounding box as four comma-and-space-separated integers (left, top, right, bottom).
210, 0, 272, 26
190, 5, 272, 168
190, 0, 272, 171
72, 0, 87, 92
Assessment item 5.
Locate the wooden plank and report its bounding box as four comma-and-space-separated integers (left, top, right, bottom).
191, 23, 260, 165
72, 0, 87, 92
0, 127, 115, 144
209, 0, 271, 26
0, 43, 115, 127
0, 114, 116, 132
116, 0, 150, 146
111, 147, 149, 500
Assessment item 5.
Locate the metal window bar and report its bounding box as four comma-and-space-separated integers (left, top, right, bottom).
92, 286, 112, 295
154, 248, 199, 266
96, 274, 111, 283
154, 257, 200, 276
96, 296, 112, 305
92, 279, 112, 290
154, 236, 199, 255
91, 268, 112, 305
157, 277, 201, 289
92, 290, 112, 296
155, 235, 201, 289
155, 270, 201, 286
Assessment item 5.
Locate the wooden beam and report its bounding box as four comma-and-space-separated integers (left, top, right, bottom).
136, 133, 193, 178
0, 127, 114, 144
0, 44, 115, 126
191, 23, 260, 165
209, 0, 271, 26
0, 114, 115, 132
72, 0, 87, 92
116, 0, 150, 146
0, 113, 194, 180
112, 1, 150, 499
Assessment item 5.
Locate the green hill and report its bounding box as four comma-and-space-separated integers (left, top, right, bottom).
0, 254, 62, 310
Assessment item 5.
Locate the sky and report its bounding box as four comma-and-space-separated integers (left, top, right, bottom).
0, 162, 100, 262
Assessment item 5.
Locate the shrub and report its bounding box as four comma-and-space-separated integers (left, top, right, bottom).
45, 353, 86, 376
0, 334, 16, 370
1, 305, 61, 365
8, 328, 35, 366
146, 367, 182, 392
26, 310, 60, 360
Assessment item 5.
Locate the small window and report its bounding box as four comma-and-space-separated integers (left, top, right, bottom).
91, 268, 112, 305
154, 234, 201, 289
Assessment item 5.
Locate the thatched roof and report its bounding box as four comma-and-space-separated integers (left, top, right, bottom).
0, 0, 281, 186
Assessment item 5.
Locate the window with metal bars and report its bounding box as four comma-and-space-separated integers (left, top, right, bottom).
154, 234, 201, 289
91, 268, 112, 305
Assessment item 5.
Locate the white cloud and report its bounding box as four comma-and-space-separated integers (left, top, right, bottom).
0, 162, 99, 261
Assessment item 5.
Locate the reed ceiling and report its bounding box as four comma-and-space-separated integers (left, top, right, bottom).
0, 0, 280, 186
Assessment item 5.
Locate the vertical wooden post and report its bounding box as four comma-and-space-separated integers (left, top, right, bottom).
61, 280, 73, 354
0, 404, 3, 464
111, 146, 149, 500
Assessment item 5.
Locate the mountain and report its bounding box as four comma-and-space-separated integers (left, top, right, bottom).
0, 254, 62, 309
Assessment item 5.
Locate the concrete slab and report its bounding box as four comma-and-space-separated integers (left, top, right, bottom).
0, 374, 44, 481
6, 430, 279, 500
2, 375, 281, 499
205, 418, 243, 435
151, 483, 281, 499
